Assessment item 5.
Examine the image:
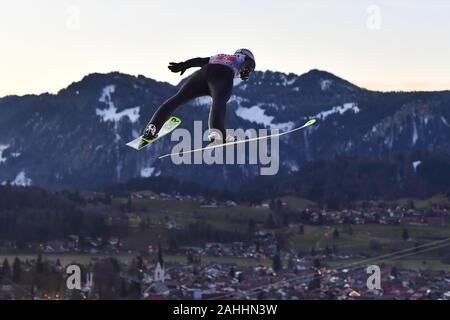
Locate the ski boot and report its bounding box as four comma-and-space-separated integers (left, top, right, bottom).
207, 131, 236, 147
140, 123, 158, 147
143, 123, 157, 139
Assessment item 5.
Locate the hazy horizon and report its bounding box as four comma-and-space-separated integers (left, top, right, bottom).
1, 0, 450, 96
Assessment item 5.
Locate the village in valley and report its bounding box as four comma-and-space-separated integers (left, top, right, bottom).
0, 189, 449, 300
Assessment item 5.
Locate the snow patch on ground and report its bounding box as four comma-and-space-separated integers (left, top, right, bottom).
132, 129, 140, 139
12, 171, 32, 186
345, 140, 354, 151
320, 79, 333, 91
235, 104, 294, 131
140, 167, 155, 178
233, 78, 243, 87
286, 78, 296, 86
96, 85, 140, 123
285, 161, 299, 172
384, 131, 394, 149
99, 85, 116, 104
0, 144, 9, 163
315, 103, 360, 120
412, 118, 418, 145
116, 163, 122, 180
279, 74, 297, 86
412, 160, 421, 172
292, 87, 300, 92
194, 95, 249, 108
371, 124, 380, 133
96, 106, 140, 123
193, 96, 212, 107
441, 116, 450, 127
228, 95, 248, 105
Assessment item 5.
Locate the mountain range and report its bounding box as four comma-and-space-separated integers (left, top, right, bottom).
0, 69, 449, 192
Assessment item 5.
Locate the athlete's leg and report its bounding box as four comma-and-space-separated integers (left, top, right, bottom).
207, 65, 234, 139
145, 69, 209, 136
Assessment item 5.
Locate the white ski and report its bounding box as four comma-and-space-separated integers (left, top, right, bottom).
158, 118, 317, 160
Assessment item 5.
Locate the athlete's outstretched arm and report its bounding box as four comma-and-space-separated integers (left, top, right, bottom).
184, 57, 210, 68
168, 57, 210, 75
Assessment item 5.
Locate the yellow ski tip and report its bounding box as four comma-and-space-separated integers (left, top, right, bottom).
169, 116, 182, 123
301, 118, 317, 128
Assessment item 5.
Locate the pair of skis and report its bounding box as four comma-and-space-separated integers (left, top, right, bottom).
126, 117, 317, 159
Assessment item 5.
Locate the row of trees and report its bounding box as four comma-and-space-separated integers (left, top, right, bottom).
0, 186, 110, 246
237, 153, 450, 209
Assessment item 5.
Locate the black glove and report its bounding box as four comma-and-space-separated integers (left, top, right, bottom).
168, 62, 187, 75
240, 68, 251, 80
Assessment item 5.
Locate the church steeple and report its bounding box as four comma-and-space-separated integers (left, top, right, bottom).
157, 240, 164, 266
154, 239, 165, 282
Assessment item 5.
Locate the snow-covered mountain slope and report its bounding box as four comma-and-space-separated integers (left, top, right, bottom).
0, 70, 449, 191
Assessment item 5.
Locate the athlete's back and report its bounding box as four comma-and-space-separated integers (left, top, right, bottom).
208, 53, 247, 77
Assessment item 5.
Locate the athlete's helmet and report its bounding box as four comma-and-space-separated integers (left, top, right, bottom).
235, 48, 255, 68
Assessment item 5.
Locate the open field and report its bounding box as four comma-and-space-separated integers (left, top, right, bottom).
114, 197, 272, 228
288, 223, 450, 254
278, 196, 317, 211
111, 196, 450, 270
386, 194, 450, 210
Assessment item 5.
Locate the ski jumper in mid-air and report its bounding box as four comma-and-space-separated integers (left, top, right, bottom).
142, 49, 256, 144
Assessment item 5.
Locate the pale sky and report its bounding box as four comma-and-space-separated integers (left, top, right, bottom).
1, 0, 449, 96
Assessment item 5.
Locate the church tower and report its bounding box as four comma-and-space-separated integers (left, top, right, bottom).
154, 241, 165, 282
